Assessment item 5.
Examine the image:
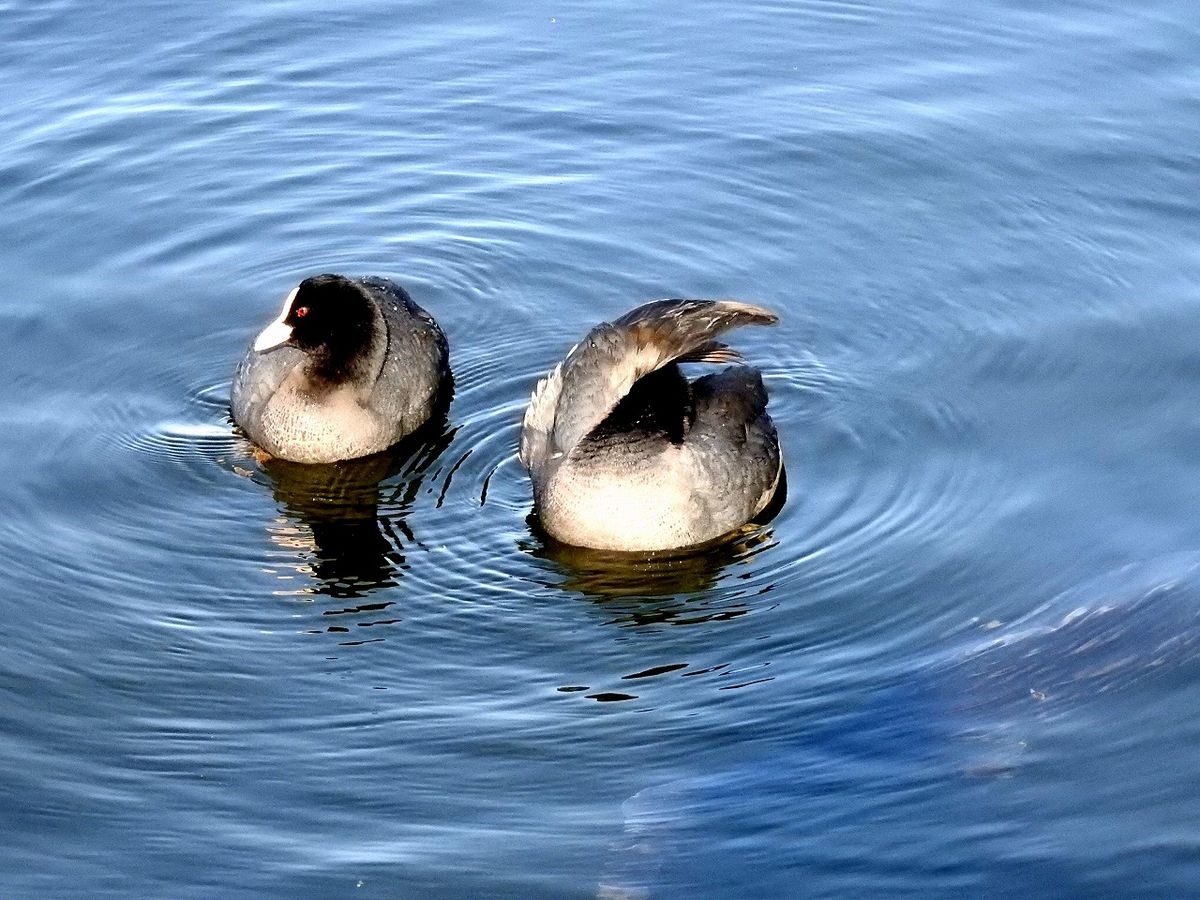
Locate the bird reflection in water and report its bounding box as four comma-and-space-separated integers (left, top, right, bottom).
256, 412, 454, 605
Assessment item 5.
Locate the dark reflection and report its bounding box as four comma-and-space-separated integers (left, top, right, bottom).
600, 553, 1200, 898
523, 470, 787, 621
256, 409, 454, 599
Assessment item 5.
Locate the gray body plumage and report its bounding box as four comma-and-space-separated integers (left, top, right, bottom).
520, 298, 783, 551
231, 277, 449, 464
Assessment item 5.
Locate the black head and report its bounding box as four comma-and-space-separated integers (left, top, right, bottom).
254, 274, 380, 382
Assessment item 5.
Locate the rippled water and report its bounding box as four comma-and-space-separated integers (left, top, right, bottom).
4, 0, 1200, 896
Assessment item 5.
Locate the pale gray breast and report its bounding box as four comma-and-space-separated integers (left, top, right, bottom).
230, 343, 307, 446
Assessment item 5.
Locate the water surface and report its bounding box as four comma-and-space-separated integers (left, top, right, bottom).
3, 0, 1200, 896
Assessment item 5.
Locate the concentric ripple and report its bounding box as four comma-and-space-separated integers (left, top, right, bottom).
3, 272, 1007, 706
113, 379, 242, 475
314, 300, 1009, 700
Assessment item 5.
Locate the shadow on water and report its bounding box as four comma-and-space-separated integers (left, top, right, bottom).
255, 410, 455, 601
599, 553, 1200, 897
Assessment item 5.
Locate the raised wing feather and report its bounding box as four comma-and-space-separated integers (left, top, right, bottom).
519, 299, 777, 475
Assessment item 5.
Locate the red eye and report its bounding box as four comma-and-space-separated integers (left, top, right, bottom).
295, 306, 309, 318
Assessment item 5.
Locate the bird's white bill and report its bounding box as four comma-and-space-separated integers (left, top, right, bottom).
253, 319, 293, 351
253, 287, 298, 352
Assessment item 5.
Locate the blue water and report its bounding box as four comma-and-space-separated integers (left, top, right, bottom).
3, 0, 1200, 896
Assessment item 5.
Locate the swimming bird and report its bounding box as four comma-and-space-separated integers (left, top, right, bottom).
231, 274, 450, 463
519, 298, 783, 551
